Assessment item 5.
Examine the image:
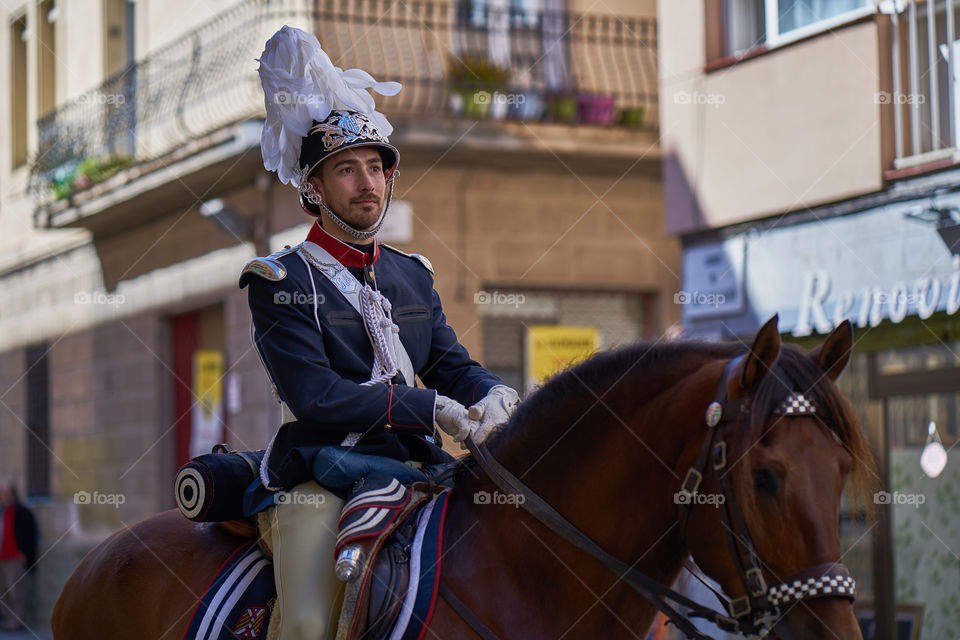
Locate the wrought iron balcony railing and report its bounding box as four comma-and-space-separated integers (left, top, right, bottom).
29, 0, 658, 207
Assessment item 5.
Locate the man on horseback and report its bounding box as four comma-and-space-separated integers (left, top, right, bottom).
240, 26, 519, 640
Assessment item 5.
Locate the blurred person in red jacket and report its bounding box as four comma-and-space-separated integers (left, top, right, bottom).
0, 482, 37, 631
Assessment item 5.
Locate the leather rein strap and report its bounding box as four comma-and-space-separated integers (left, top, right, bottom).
440, 355, 856, 639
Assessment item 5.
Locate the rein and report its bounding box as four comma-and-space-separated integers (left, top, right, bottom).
439, 355, 856, 640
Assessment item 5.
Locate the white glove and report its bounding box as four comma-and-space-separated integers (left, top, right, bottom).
434, 394, 473, 443
467, 385, 520, 443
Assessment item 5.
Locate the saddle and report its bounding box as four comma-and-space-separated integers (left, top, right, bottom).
177, 446, 457, 640
333, 476, 441, 640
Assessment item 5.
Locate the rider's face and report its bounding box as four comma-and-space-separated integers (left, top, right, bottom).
309, 147, 387, 233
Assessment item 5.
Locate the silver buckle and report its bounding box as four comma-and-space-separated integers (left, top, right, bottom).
713, 441, 727, 470
729, 595, 751, 617
746, 567, 767, 597
681, 468, 702, 498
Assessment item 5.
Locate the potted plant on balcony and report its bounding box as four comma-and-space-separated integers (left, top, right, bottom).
50, 154, 133, 200
548, 93, 578, 123
507, 69, 545, 122
619, 105, 645, 129
73, 155, 132, 191
447, 55, 511, 119
577, 92, 616, 125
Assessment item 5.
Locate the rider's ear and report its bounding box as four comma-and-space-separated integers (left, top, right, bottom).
735, 314, 781, 393
809, 319, 853, 381
309, 174, 325, 199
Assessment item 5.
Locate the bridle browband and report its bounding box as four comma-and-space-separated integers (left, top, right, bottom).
440, 355, 856, 640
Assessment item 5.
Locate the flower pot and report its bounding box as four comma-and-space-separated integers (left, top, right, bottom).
448, 91, 465, 115
577, 93, 615, 125
463, 90, 492, 119
509, 92, 544, 121
619, 106, 645, 129
549, 95, 578, 123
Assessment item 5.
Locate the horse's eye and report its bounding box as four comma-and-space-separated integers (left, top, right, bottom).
754, 468, 780, 495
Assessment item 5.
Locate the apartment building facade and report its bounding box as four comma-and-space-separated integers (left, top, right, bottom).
660, 2, 960, 639
0, 0, 676, 623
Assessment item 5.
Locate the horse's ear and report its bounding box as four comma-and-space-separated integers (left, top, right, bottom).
738, 314, 782, 392
809, 319, 853, 381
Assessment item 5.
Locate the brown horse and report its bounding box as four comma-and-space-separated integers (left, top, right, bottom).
53, 316, 873, 639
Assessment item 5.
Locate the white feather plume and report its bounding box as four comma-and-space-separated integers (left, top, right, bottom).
257, 26, 402, 187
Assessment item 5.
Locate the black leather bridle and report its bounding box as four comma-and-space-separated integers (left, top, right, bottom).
439, 355, 857, 640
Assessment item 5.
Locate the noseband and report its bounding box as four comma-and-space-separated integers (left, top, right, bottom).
441, 354, 856, 640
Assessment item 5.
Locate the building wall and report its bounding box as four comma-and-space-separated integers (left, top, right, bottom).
658, 1, 884, 233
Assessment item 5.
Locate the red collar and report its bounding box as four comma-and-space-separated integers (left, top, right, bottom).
305, 222, 379, 268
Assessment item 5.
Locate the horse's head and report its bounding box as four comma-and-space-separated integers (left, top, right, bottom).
684, 315, 873, 640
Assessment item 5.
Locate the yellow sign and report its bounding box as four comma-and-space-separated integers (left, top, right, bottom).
525, 325, 599, 391
194, 350, 224, 416
191, 350, 224, 458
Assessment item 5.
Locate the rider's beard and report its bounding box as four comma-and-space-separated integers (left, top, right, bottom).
335, 198, 382, 231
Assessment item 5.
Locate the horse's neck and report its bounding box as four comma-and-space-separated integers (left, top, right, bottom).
442, 370, 712, 636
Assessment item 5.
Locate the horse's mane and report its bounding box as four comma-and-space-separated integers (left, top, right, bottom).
487, 338, 875, 508
488, 339, 744, 454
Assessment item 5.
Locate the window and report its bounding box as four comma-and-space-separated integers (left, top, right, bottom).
478, 288, 649, 395
722, 0, 873, 56
38, 0, 57, 118
102, 0, 134, 78
454, 0, 564, 95
461, 0, 543, 28
10, 14, 28, 167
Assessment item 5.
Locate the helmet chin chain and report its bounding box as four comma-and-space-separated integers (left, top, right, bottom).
299, 172, 398, 241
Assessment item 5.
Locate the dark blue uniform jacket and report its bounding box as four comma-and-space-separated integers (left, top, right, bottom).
240, 224, 502, 490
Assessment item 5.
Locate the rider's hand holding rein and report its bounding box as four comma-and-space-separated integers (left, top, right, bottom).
435, 386, 519, 445
469, 385, 520, 442
434, 395, 473, 443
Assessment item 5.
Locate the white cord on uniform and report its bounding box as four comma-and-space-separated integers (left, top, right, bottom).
359, 284, 402, 386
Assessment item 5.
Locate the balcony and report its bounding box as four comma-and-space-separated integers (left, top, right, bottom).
883, 0, 960, 174
29, 0, 658, 229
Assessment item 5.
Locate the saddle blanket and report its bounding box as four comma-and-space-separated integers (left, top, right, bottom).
183, 540, 276, 640
182, 489, 452, 640
385, 488, 451, 640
